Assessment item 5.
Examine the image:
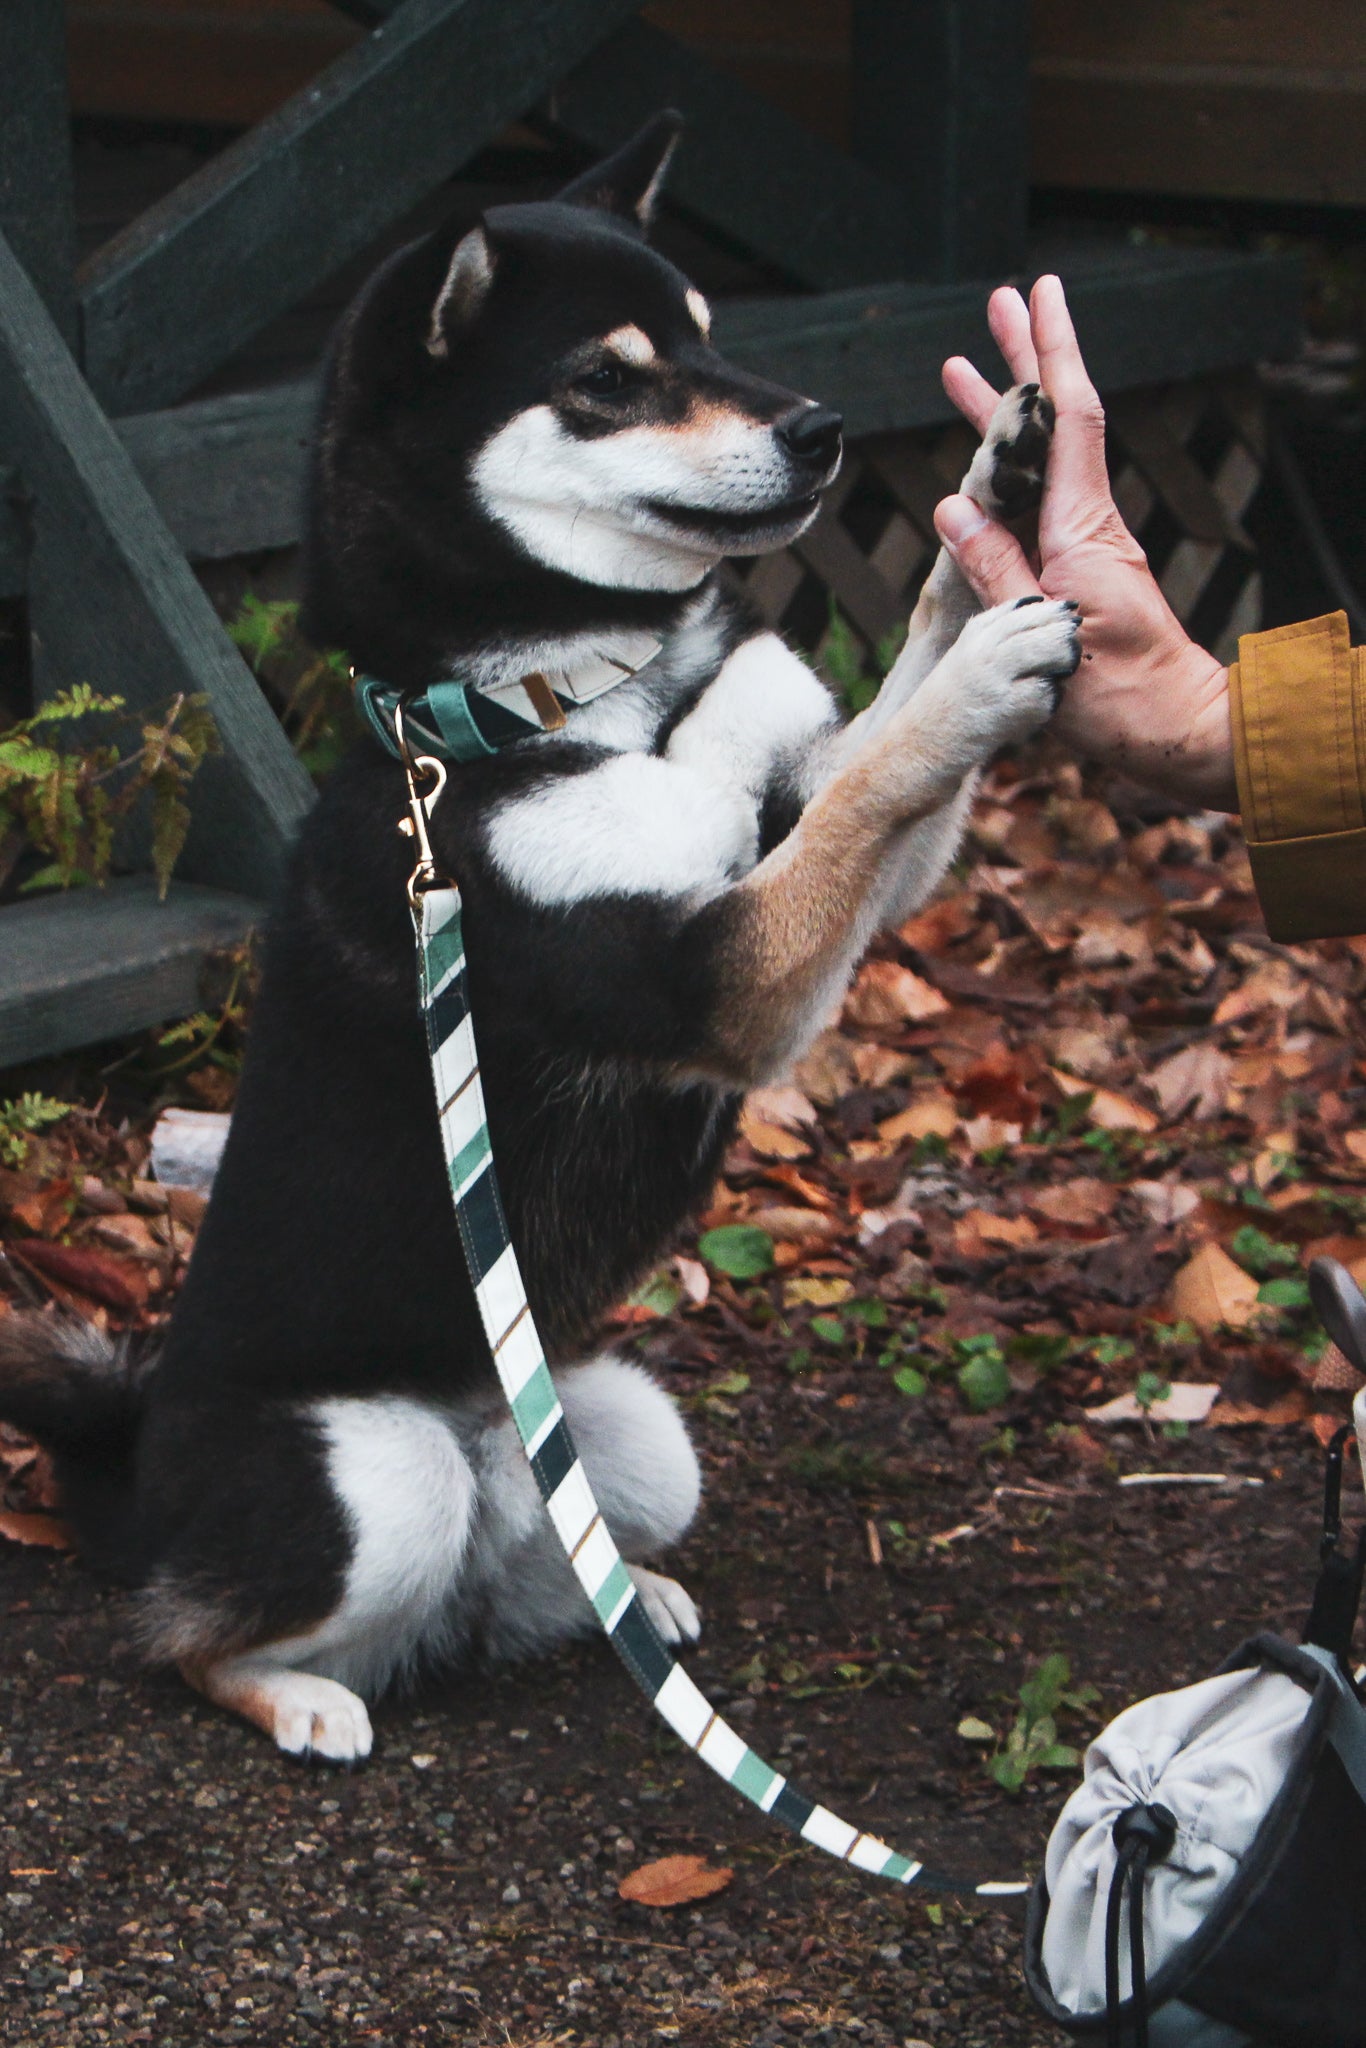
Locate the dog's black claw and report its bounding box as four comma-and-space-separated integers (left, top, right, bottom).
1014, 594, 1045, 608
1019, 382, 1040, 401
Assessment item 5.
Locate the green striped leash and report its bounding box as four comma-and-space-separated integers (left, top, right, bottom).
397, 712, 1024, 1899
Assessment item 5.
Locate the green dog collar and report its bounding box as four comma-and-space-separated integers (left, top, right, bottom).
355, 675, 554, 765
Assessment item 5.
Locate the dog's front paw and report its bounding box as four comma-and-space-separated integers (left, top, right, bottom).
629, 1565, 701, 1646
956, 595, 1082, 746
966, 382, 1055, 521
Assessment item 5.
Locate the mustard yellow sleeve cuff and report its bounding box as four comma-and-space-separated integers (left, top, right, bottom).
1230, 610, 1366, 941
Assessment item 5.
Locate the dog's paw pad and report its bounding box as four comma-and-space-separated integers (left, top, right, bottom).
971, 382, 1055, 520
270, 1675, 373, 1764
629, 1566, 701, 1645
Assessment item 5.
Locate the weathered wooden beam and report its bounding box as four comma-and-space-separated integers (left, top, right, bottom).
78, 0, 646, 417
0, 0, 78, 346
850, 0, 1031, 282
546, 17, 904, 291
0, 877, 264, 1070
0, 229, 314, 899
0, 243, 1301, 598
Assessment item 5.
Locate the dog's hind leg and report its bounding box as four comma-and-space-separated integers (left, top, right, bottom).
460, 1356, 701, 1665
180, 1656, 376, 1762
145, 1394, 478, 1762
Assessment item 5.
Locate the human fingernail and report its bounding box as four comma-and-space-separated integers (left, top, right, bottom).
936, 496, 988, 548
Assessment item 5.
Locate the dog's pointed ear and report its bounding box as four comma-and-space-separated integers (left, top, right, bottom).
425, 223, 496, 358
556, 110, 683, 232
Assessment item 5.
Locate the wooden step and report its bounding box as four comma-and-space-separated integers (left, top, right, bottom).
0, 876, 265, 1070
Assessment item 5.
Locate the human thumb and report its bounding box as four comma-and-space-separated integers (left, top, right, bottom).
934, 495, 1042, 607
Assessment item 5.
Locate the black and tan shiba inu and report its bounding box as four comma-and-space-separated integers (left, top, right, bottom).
0, 115, 1077, 1761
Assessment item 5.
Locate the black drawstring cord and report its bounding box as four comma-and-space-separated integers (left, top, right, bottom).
1104, 1803, 1177, 2048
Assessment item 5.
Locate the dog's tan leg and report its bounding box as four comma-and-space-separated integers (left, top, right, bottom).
181, 1654, 374, 1763
694, 594, 1079, 1084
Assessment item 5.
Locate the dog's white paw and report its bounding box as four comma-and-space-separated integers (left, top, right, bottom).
965, 382, 1055, 520
629, 1565, 701, 1645
951, 594, 1081, 748
268, 1673, 374, 1763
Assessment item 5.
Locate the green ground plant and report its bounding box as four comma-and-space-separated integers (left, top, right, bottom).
0, 686, 219, 898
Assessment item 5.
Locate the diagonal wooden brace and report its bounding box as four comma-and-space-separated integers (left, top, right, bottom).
0, 228, 314, 899
79, 0, 649, 417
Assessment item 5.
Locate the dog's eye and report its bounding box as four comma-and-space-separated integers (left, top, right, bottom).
577, 362, 628, 397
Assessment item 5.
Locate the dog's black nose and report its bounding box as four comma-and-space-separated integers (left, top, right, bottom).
778, 404, 843, 468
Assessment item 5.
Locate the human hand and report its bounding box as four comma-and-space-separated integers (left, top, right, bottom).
934, 275, 1236, 809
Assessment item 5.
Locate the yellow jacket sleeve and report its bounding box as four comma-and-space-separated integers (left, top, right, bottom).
1229, 610, 1366, 942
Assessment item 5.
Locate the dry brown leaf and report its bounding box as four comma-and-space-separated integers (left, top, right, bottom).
878, 1093, 958, 1145
843, 960, 950, 1030
897, 894, 980, 954
1130, 1179, 1201, 1227
792, 1030, 859, 1107
1050, 795, 1122, 856
1213, 960, 1304, 1026
1302, 1236, 1366, 1286
851, 1044, 916, 1089
0, 1510, 74, 1552
960, 1114, 1023, 1153
11, 1241, 148, 1312
618, 1855, 733, 1907
1207, 1389, 1312, 1428
1029, 1179, 1117, 1228
90, 1213, 162, 1258
1169, 1243, 1260, 1333
1148, 1043, 1232, 1121
954, 1209, 1038, 1258
784, 1276, 854, 1308
747, 1207, 843, 1246
744, 1086, 817, 1133
954, 1042, 1039, 1123
738, 1118, 813, 1163
1046, 1026, 1120, 1083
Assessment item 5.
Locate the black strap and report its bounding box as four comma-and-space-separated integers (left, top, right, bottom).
1303, 1422, 1366, 1672
1105, 1803, 1177, 2048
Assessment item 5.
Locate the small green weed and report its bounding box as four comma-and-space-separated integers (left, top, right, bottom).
227, 596, 356, 778
0, 1092, 74, 1167
976, 1653, 1098, 1794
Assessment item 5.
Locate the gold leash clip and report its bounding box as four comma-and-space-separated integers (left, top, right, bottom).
393, 699, 452, 909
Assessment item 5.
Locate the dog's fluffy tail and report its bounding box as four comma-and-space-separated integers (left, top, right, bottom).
0, 1312, 154, 1581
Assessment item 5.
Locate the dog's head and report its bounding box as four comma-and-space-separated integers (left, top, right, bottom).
318, 114, 842, 603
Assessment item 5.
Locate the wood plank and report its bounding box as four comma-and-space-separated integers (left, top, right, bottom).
0, 876, 263, 1069
548, 16, 903, 290
68, 7, 362, 128
1032, 0, 1365, 72
79, 0, 646, 417
1032, 66, 1366, 209
719, 244, 1303, 437
850, 0, 1030, 281
0, 229, 314, 897
0, 0, 78, 345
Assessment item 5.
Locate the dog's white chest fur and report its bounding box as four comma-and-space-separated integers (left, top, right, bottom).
485, 629, 838, 910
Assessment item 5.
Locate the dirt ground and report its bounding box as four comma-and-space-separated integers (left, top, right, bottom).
0, 1371, 1332, 2047
7, 734, 1366, 2045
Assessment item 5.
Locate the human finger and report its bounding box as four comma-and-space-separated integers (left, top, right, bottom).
934, 495, 1043, 607
1028, 274, 1113, 511
941, 354, 1000, 437
987, 286, 1040, 387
